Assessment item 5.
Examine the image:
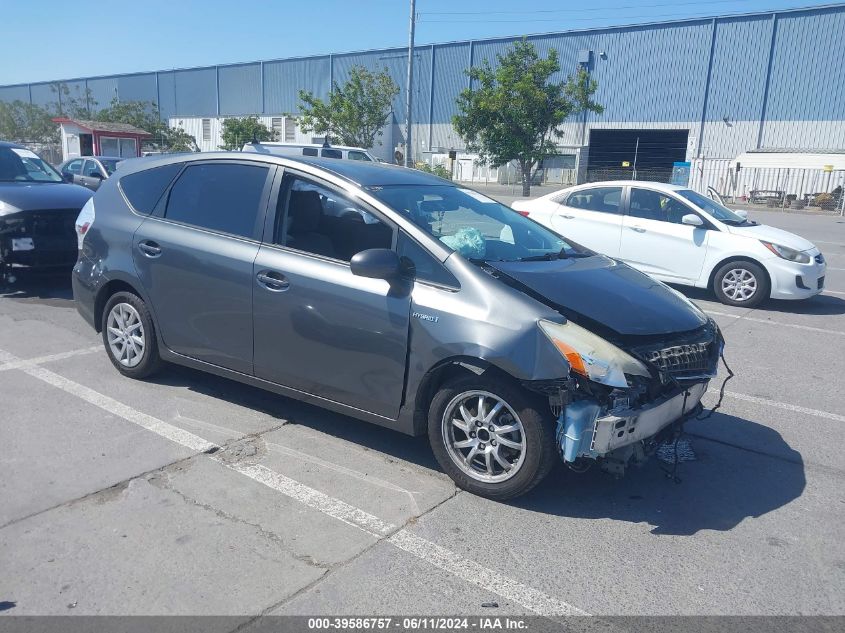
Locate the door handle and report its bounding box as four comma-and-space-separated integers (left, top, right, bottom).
137, 240, 162, 257
559, 214, 575, 219
256, 271, 290, 291
629, 226, 646, 233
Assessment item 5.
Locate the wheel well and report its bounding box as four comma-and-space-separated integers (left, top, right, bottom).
412, 359, 517, 435
93, 280, 141, 332
708, 256, 771, 293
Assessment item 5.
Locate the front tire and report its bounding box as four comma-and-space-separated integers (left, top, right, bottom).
428, 374, 556, 500
713, 261, 769, 307
101, 291, 162, 379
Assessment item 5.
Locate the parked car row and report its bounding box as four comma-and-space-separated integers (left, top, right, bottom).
1, 138, 827, 498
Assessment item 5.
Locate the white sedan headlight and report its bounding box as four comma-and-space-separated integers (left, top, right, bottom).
761, 241, 811, 264
539, 319, 650, 388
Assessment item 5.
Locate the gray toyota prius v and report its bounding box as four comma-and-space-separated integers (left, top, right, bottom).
72, 153, 724, 499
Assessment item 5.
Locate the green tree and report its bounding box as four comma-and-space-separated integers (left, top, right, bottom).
50, 82, 96, 118
453, 40, 603, 196
95, 98, 197, 152
0, 100, 59, 144
219, 116, 276, 150
298, 66, 399, 148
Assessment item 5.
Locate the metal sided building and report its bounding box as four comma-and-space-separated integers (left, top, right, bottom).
1, 3, 844, 196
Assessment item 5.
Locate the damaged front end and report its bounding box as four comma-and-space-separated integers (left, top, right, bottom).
0, 208, 80, 284
527, 319, 723, 476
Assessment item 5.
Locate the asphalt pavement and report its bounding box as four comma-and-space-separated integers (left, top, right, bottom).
0, 201, 843, 626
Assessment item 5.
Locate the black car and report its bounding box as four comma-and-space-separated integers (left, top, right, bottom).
0, 141, 92, 284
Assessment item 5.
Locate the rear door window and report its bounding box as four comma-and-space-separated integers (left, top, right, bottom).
119, 163, 184, 214
565, 187, 622, 214
164, 163, 270, 239
347, 151, 371, 161
302, 147, 318, 156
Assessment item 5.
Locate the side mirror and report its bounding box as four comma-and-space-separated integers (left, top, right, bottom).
682, 214, 704, 227
350, 248, 402, 280
734, 209, 748, 220
62, 172, 74, 183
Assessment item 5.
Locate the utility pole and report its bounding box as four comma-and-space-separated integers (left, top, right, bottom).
404, 0, 416, 167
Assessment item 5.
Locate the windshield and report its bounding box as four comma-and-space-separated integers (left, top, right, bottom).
100, 159, 122, 175
677, 189, 747, 224
368, 184, 589, 262
0, 146, 63, 183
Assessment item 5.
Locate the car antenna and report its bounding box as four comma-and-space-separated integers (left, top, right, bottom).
322, 136, 331, 148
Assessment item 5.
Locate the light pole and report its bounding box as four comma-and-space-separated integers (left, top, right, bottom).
404, 0, 416, 167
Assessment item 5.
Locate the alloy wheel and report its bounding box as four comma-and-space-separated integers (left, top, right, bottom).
721, 268, 758, 302
441, 390, 527, 483
106, 303, 146, 368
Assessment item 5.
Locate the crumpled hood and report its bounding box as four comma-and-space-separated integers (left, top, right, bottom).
487, 255, 708, 337
0, 182, 92, 213
725, 222, 816, 251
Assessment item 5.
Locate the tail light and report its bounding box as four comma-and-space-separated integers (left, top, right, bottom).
75, 198, 95, 250
515, 210, 530, 217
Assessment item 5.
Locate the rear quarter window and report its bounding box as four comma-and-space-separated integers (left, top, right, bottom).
119, 163, 183, 214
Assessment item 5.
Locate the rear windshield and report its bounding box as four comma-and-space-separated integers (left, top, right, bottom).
119, 163, 183, 214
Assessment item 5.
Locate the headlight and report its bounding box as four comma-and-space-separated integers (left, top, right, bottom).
0, 200, 22, 217
538, 319, 650, 388
761, 241, 811, 264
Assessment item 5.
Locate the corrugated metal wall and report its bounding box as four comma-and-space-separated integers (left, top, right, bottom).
218, 63, 262, 115
2, 5, 843, 159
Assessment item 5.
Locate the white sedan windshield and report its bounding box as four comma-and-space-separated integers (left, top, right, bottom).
677, 189, 747, 224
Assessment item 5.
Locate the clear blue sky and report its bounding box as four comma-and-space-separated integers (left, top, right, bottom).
2, 0, 835, 85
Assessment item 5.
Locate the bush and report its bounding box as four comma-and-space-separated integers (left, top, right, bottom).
415, 162, 452, 180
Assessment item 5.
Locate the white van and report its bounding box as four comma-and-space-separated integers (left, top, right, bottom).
242, 141, 378, 162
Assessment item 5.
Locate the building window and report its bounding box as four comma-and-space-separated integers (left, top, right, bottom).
202, 119, 211, 142
271, 117, 283, 139
284, 118, 296, 142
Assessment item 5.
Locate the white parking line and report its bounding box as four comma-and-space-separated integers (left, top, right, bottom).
0, 345, 101, 372
704, 310, 845, 336
0, 349, 216, 453
709, 389, 845, 423
0, 346, 586, 617
824, 289, 845, 296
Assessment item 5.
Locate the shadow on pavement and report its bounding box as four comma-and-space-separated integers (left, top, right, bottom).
675, 285, 845, 316
514, 411, 805, 536
149, 363, 803, 536
149, 364, 440, 472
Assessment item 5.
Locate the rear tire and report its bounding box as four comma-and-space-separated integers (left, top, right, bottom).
713, 261, 769, 308
428, 374, 556, 500
101, 291, 162, 379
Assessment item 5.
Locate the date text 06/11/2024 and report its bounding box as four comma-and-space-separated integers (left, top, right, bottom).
307, 617, 529, 630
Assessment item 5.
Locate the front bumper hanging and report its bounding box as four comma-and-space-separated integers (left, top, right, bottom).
556, 381, 708, 472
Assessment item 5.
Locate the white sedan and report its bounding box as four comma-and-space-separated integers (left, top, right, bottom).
512, 181, 826, 307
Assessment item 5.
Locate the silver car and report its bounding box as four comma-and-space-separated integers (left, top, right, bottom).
59, 156, 123, 191
72, 154, 722, 499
